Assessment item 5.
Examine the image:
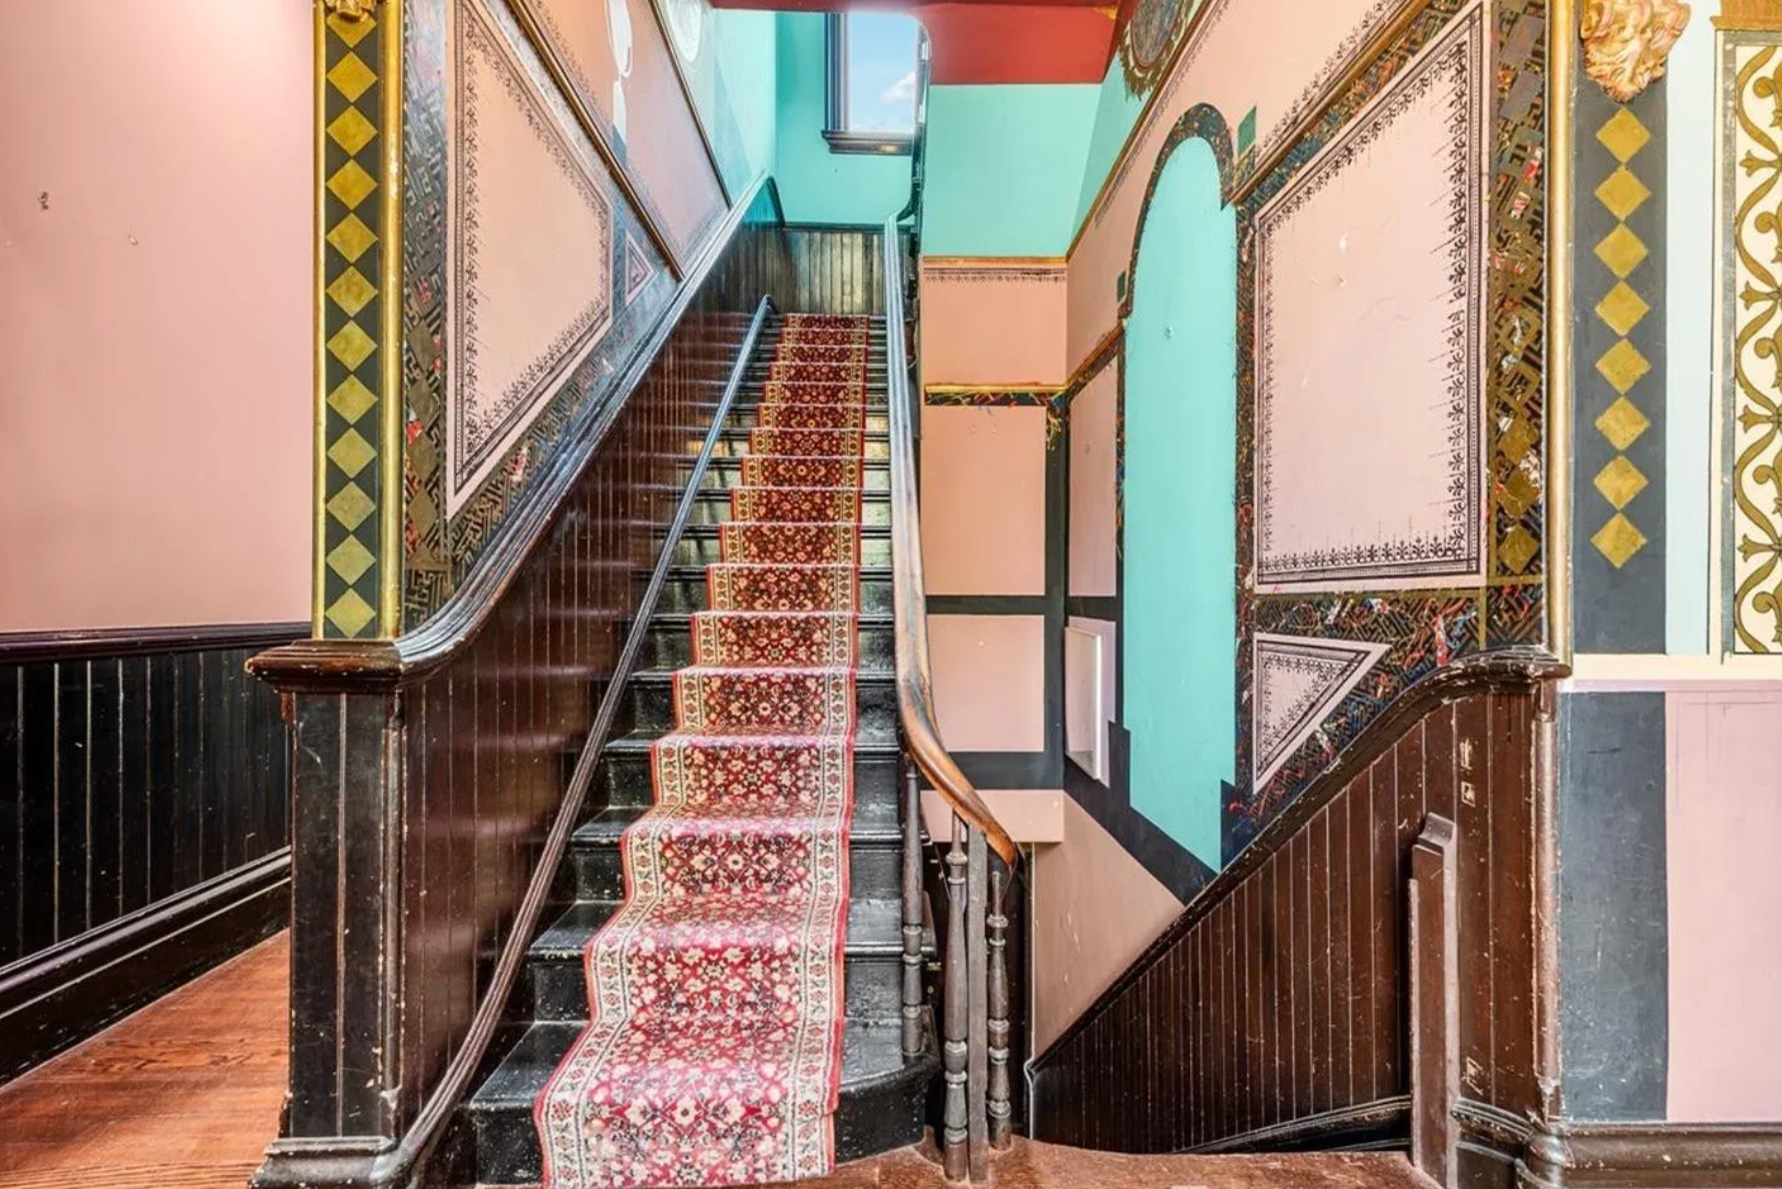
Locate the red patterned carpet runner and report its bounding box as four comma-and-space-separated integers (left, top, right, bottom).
538, 314, 875, 1188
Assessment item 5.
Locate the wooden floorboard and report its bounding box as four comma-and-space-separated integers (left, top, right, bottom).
0, 932, 288, 1189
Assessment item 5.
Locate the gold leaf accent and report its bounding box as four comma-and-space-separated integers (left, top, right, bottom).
328, 428, 377, 478
328, 375, 378, 423
1595, 395, 1651, 450
1582, 1, 1691, 103
1594, 224, 1650, 278
326, 266, 376, 317
326, 52, 377, 103
327, 107, 378, 156
1596, 339, 1652, 394
327, 535, 377, 585
325, 590, 378, 637
326, 160, 377, 210
1595, 166, 1652, 220
1592, 512, 1649, 568
1595, 281, 1651, 336
1500, 526, 1539, 574
1594, 455, 1650, 509
326, 213, 377, 263
324, 0, 381, 21
327, 321, 376, 370
326, 483, 377, 531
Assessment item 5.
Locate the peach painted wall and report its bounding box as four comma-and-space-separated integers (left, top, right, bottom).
919, 262, 1070, 386
929, 615, 1047, 753
1067, 362, 1118, 598
1031, 796, 1184, 1052
922, 789, 1064, 845
920, 406, 1048, 595
528, 0, 727, 256
0, 0, 311, 632
1065, 0, 1408, 370
1666, 687, 1782, 1121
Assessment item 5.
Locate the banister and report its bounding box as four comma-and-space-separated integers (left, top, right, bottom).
251, 172, 783, 688
879, 216, 1017, 869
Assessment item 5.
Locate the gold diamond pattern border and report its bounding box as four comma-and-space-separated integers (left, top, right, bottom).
1589, 103, 1653, 570
316, 4, 399, 639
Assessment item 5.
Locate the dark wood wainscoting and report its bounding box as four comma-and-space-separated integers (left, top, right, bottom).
1030, 657, 1560, 1189
0, 622, 300, 1080
784, 225, 887, 315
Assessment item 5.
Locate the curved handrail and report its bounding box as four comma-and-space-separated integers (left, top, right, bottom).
881, 218, 1017, 868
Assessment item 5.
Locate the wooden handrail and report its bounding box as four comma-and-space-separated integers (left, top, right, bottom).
880, 218, 1017, 868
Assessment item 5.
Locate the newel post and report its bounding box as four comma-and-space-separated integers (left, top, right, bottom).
249, 641, 410, 1185
1410, 814, 1460, 1188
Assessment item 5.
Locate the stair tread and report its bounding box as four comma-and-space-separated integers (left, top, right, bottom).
603, 725, 901, 754
575, 804, 902, 845
469, 1017, 920, 1111
628, 664, 894, 682
646, 611, 895, 628
530, 897, 906, 962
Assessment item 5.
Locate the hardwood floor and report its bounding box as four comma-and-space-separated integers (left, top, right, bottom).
0, 932, 288, 1188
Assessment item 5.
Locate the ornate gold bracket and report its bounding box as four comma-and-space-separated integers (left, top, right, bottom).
1581, 0, 1692, 102
323, 0, 380, 18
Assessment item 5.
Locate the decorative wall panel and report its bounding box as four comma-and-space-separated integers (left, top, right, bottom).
1718, 27, 1782, 654
402, 0, 675, 624
1252, 633, 1389, 787
521, 0, 726, 257
1252, 14, 1487, 592
918, 260, 1071, 386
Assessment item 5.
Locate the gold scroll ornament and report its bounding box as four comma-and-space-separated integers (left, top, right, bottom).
1581, 0, 1691, 101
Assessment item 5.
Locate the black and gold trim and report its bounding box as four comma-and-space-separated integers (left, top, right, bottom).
316, 0, 404, 639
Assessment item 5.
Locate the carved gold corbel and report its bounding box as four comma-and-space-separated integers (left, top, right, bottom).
323, 0, 380, 19
1581, 0, 1692, 102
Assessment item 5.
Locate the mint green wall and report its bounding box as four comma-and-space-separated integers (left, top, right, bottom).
1073, 58, 1146, 233
772, 13, 911, 225
706, 11, 778, 193
921, 84, 1099, 257
1121, 138, 1237, 869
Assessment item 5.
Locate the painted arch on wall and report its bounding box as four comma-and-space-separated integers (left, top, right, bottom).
1120, 128, 1238, 871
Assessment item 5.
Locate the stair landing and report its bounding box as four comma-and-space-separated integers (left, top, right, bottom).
481, 1139, 1437, 1188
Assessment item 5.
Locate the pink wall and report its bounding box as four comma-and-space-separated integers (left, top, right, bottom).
1666, 687, 1782, 1121
920, 406, 1048, 595
919, 261, 1070, 386
1067, 362, 1118, 598
929, 614, 1047, 752
0, 0, 312, 631
1031, 796, 1184, 1052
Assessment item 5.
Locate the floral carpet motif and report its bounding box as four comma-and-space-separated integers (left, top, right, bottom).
537, 314, 874, 1188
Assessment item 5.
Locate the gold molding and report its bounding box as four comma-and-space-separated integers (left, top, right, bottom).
1549, 0, 1578, 665
920, 255, 1068, 269
311, 2, 330, 637
1581, 0, 1691, 102
378, 0, 404, 637
1716, 0, 1782, 30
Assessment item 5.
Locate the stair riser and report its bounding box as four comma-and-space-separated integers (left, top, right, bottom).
467, 1028, 928, 1186
689, 463, 891, 493
569, 838, 904, 902
668, 534, 892, 567
638, 621, 895, 670
726, 410, 892, 434
625, 677, 896, 735
712, 436, 890, 460
517, 948, 905, 1024
652, 574, 894, 613
689, 496, 891, 528
598, 747, 901, 815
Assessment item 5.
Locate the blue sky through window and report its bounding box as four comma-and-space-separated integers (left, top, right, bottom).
844, 13, 919, 134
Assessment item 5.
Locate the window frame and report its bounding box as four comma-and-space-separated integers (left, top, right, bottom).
822, 13, 916, 156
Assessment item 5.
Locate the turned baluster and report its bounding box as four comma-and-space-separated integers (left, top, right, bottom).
900, 766, 924, 1058
941, 817, 969, 1182
987, 869, 1012, 1150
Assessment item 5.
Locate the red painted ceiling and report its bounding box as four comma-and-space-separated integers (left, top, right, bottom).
709, 2, 1121, 85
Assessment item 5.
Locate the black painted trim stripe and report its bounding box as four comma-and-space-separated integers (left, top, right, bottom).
1065, 596, 1117, 621
926, 595, 1048, 616
0, 622, 308, 664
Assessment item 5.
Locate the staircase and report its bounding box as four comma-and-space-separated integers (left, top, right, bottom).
463, 312, 940, 1186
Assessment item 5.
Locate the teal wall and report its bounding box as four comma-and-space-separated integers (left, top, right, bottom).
921, 84, 1100, 257
772, 13, 912, 225
1120, 138, 1237, 869
706, 11, 778, 194
1072, 58, 1146, 234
